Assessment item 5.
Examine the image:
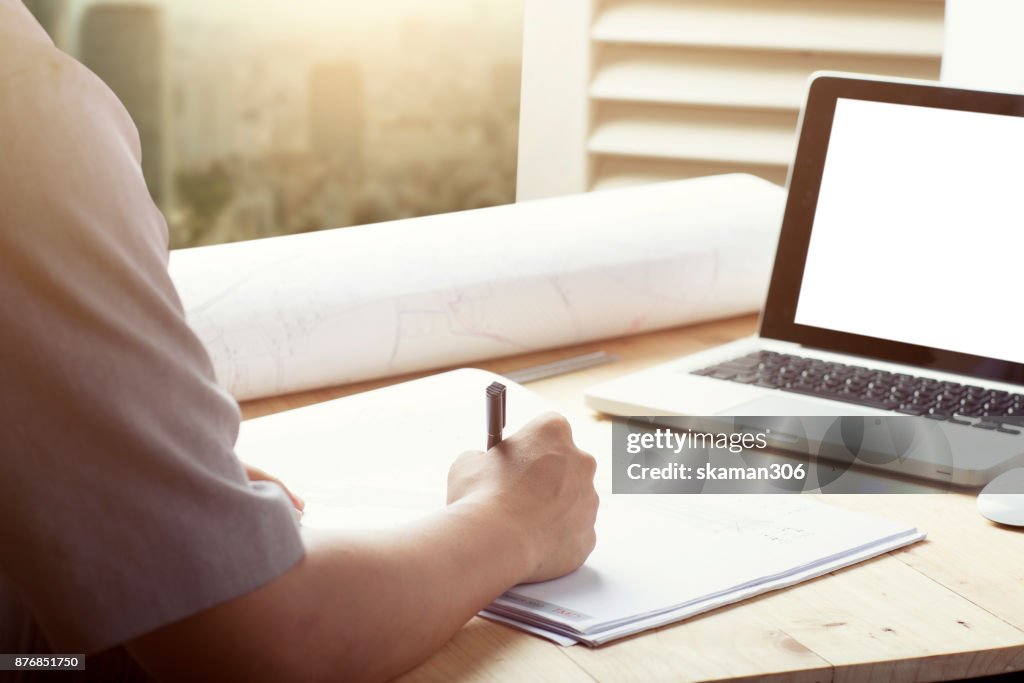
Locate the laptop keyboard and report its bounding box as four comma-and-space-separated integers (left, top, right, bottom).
693, 350, 1024, 433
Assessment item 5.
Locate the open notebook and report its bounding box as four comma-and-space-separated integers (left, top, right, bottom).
235, 369, 924, 647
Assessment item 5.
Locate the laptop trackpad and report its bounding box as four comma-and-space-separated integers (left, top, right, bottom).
719, 396, 878, 417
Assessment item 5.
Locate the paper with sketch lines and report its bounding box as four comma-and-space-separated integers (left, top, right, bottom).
169, 174, 784, 400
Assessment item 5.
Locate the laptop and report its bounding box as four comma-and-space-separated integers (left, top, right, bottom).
585, 73, 1024, 488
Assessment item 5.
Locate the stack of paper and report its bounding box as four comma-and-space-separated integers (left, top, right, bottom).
483, 495, 923, 646
235, 369, 924, 648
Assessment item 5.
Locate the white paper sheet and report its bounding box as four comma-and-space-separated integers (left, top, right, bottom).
234, 368, 559, 530
490, 495, 924, 644
170, 174, 783, 400
234, 370, 924, 648
484, 527, 922, 646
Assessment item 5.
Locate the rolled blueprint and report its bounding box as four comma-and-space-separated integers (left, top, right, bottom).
168, 173, 784, 400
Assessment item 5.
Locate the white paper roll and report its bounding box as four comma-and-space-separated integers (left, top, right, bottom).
169, 174, 784, 400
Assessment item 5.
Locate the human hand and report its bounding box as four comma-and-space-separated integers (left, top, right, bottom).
244, 463, 306, 516
446, 412, 599, 583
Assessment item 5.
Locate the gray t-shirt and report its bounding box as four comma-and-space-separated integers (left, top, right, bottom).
0, 0, 305, 665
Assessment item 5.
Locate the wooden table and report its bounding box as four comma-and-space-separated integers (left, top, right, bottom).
242, 314, 1024, 682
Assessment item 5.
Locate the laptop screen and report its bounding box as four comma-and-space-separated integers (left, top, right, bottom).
793, 97, 1024, 366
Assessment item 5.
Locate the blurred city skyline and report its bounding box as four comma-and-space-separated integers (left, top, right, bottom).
26, 0, 525, 247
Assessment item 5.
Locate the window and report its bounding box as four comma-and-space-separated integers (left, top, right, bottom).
26, 0, 524, 248
517, 0, 944, 200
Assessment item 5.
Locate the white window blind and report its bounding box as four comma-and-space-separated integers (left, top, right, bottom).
517, 0, 945, 199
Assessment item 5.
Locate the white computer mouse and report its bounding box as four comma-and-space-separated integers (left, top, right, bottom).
977, 468, 1024, 527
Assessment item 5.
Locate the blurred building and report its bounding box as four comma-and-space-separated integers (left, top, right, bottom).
79, 3, 172, 212
173, 42, 241, 172
308, 62, 365, 178
22, 0, 70, 49
61, 3, 521, 247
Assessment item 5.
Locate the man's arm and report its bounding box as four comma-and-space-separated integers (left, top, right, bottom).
128, 413, 599, 683
1, 9, 303, 654
0, 7, 597, 672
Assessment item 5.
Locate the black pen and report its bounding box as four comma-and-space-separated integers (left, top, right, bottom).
486, 381, 506, 450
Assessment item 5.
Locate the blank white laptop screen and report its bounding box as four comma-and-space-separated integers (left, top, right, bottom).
794, 97, 1024, 365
